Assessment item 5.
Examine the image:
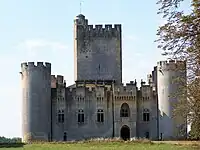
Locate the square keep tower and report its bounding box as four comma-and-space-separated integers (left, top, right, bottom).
74, 14, 122, 83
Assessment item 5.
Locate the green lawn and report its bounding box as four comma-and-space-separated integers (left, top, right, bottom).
1, 141, 200, 150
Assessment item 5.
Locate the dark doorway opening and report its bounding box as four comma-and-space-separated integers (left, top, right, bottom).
145, 132, 149, 139
63, 132, 67, 141
120, 125, 130, 141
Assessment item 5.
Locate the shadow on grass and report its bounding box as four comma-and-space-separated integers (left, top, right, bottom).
0, 143, 25, 148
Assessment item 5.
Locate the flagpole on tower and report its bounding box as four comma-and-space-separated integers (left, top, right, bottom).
80, 0, 84, 14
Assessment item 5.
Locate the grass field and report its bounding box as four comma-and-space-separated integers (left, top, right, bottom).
1, 141, 200, 150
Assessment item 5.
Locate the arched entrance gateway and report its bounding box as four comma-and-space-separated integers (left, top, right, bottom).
120, 125, 130, 141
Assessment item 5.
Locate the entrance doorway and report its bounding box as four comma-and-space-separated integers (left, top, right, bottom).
63, 132, 67, 141
145, 132, 149, 139
120, 125, 130, 141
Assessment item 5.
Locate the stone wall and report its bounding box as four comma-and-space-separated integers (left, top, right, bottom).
74, 14, 122, 83
50, 81, 158, 141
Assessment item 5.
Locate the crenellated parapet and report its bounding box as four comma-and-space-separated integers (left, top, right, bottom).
114, 83, 137, 100
87, 24, 121, 32
126, 80, 137, 86
140, 84, 152, 93
74, 14, 121, 38
157, 60, 186, 71
82, 24, 121, 38
114, 85, 136, 101
21, 62, 51, 72
51, 75, 66, 88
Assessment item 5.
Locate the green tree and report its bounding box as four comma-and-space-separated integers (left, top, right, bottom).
156, 0, 200, 139
0, 136, 22, 143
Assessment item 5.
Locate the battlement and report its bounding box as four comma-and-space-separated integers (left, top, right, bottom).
157, 60, 186, 70
86, 24, 121, 32
51, 75, 66, 87
157, 60, 185, 66
126, 80, 137, 86
51, 75, 64, 83
114, 84, 137, 95
76, 23, 122, 38
74, 13, 122, 39
74, 14, 121, 38
21, 62, 51, 71
57, 75, 64, 84
147, 74, 152, 78
114, 88, 136, 101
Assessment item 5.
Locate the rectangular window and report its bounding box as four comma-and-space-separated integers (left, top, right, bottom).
78, 113, 84, 123
58, 113, 64, 123
78, 109, 84, 123
97, 113, 104, 122
97, 109, 104, 122
61, 114, 64, 122
101, 113, 104, 122
143, 113, 150, 122
97, 113, 101, 122
58, 114, 61, 122
146, 114, 149, 121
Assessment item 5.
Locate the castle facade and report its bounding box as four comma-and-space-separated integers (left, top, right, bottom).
20, 14, 187, 142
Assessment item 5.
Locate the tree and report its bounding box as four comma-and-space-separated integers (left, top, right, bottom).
0, 136, 22, 143
156, 0, 200, 139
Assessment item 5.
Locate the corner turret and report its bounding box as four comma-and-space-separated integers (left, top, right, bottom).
157, 59, 187, 140
74, 14, 88, 26
21, 62, 51, 142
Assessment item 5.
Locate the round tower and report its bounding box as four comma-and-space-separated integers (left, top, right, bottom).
20, 62, 51, 142
157, 60, 187, 140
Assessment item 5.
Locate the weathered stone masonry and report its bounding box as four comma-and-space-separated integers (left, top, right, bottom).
20, 14, 187, 142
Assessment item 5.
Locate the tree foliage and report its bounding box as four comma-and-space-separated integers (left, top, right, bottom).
156, 0, 200, 139
0, 136, 22, 143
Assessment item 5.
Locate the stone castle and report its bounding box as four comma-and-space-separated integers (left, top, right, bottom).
20, 14, 187, 142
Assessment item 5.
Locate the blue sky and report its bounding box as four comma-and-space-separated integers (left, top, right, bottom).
0, 0, 191, 138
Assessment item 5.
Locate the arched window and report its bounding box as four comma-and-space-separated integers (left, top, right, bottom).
58, 110, 64, 123
97, 109, 104, 122
143, 109, 150, 122
78, 109, 84, 123
120, 103, 130, 117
